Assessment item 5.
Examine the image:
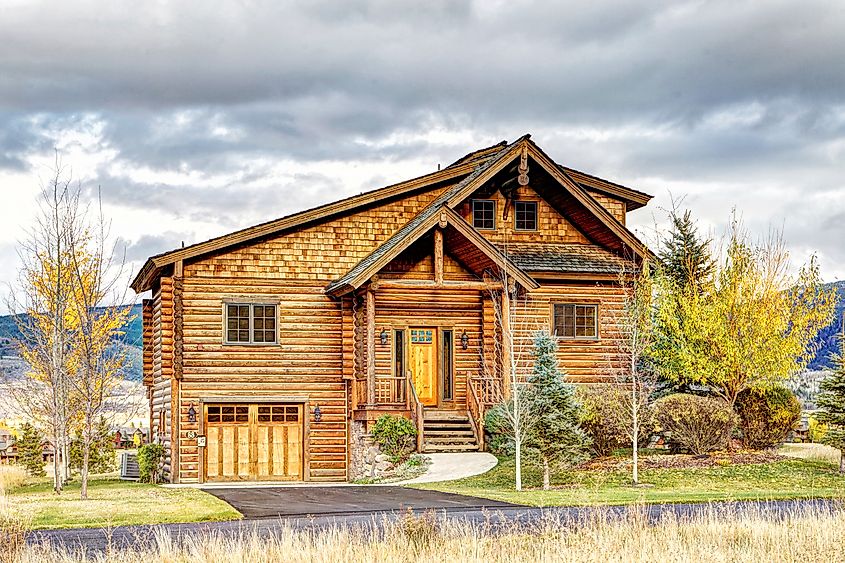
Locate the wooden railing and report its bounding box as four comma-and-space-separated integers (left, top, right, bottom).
406, 373, 425, 452
374, 376, 406, 405
467, 375, 504, 451
467, 378, 484, 450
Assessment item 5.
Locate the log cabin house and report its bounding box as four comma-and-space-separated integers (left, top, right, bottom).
131, 135, 652, 483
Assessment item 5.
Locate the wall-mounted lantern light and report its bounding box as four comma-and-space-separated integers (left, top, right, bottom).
380, 328, 389, 346
314, 404, 322, 423
461, 330, 469, 350
187, 403, 197, 423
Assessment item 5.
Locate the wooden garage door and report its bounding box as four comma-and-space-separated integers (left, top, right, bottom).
204, 404, 303, 482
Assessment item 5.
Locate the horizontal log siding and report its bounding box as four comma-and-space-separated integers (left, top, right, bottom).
150, 280, 174, 477
512, 284, 626, 383
176, 277, 346, 482
373, 287, 483, 409
457, 186, 589, 246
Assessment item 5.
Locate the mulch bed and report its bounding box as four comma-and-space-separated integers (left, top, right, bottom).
577, 451, 785, 471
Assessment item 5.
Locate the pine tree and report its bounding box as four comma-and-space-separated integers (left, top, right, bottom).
525, 330, 590, 490
817, 342, 845, 474
17, 422, 46, 477
659, 209, 715, 290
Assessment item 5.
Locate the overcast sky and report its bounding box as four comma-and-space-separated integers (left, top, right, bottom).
1, 0, 844, 309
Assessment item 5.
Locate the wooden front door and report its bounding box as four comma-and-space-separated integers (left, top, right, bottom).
204, 403, 303, 482
409, 328, 437, 406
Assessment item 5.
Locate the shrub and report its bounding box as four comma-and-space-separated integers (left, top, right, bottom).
577, 385, 658, 457
655, 393, 737, 455
137, 443, 166, 484
371, 415, 417, 462
735, 386, 802, 449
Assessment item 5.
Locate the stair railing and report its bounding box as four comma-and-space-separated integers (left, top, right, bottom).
406, 371, 424, 452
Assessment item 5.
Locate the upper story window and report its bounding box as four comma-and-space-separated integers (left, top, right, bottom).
514, 201, 538, 231
226, 303, 278, 344
553, 303, 598, 339
472, 199, 496, 230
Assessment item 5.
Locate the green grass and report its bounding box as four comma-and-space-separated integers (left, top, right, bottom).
5, 475, 241, 530
413, 456, 845, 507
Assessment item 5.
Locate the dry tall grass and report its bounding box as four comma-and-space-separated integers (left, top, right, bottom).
15, 504, 845, 563
0, 465, 28, 493
0, 465, 31, 563
780, 443, 842, 466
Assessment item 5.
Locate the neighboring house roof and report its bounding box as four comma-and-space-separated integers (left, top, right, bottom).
132, 134, 653, 293
506, 243, 634, 275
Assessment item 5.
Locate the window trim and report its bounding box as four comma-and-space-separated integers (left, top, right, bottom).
551, 302, 600, 340
471, 199, 497, 230
514, 200, 538, 232
223, 302, 279, 345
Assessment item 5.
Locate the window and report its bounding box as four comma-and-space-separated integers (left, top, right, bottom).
441, 330, 453, 401
410, 329, 433, 343
553, 304, 598, 339
515, 201, 538, 231
225, 303, 277, 344
472, 199, 496, 230
257, 405, 300, 423
206, 405, 249, 424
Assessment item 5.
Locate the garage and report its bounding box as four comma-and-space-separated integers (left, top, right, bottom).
203, 403, 304, 482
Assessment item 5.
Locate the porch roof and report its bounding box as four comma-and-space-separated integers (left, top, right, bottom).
505, 243, 634, 275
325, 206, 539, 296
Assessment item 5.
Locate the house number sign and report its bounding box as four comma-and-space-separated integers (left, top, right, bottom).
186, 430, 198, 439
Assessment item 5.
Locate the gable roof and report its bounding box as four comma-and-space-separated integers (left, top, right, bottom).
131, 135, 653, 293
325, 206, 539, 296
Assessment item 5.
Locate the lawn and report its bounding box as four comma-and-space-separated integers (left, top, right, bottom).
3, 474, 241, 530
413, 454, 845, 507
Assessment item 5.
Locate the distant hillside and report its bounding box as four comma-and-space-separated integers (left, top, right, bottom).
0, 304, 143, 381
808, 280, 845, 371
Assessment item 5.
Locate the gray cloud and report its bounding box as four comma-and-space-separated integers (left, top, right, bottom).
0, 0, 843, 281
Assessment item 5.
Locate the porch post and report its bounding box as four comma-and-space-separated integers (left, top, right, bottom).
434, 228, 444, 285
501, 286, 512, 400
366, 287, 376, 405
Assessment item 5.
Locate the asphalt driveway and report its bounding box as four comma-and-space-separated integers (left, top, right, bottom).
203, 485, 523, 518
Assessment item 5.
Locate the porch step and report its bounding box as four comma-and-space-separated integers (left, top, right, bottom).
421, 410, 479, 453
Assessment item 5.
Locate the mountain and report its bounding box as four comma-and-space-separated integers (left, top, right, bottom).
0, 304, 143, 381
807, 280, 845, 371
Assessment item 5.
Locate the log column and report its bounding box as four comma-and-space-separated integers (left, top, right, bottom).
366, 285, 376, 405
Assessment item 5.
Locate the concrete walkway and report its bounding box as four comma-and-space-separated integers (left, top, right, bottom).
397, 452, 498, 484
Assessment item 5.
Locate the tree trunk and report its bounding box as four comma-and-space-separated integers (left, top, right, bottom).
514, 432, 523, 491
840, 451, 844, 475
81, 441, 89, 500
542, 458, 550, 491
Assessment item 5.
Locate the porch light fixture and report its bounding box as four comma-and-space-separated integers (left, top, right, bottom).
187, 403, 197, 423
314, 404, 322, 423
380, 328, 389, 346
461, 330, 469, 350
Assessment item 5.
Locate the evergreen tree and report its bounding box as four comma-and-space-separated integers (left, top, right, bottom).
525, 330, 591, 490
17, 422, 46, 477
69, 418, 116, 475
817, 342, 845, 474
659, 209, 715, 290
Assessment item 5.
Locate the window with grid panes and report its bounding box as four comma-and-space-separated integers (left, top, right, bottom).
472, 200, 496, 230
552, 304, 598, 339
514, 201, 537, 231
225, 303, 277, 344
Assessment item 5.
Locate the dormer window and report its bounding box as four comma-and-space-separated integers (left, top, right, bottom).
472, 200, 496, 230
515, 201, 538, 231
